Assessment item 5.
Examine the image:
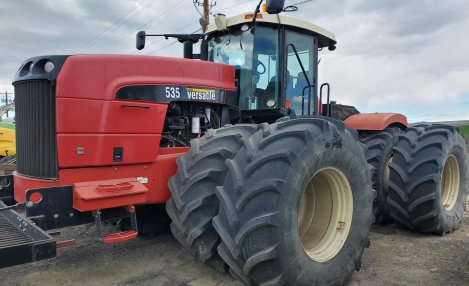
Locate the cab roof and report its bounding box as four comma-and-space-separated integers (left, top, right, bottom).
205, 12, 336, 49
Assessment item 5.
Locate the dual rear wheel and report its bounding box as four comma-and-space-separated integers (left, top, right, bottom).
360, 125, 468, 234
387, 124, 468, 234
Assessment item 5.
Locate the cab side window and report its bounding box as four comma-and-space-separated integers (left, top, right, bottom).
285, 31, 316, 115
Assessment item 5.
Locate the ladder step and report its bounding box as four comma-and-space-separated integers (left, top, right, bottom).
103, 230, 138, 244
94, 205, 139, 243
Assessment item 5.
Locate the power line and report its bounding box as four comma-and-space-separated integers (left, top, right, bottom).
130, 1, 208, 54
79, 0, 160, 53
147, 28, 202, 55
147, 40, 178, 55
100, 0, 185, 53
140, 0, 253, 55
212, 0, 255, 13
193, 0, 217, 15
192, 1, 203, 17
77, 0, 152, 52
134, 0, 257, 55
289, 0, 313, 6
141, 0, 215, 52
193, 0, 216, 10
131, 19, 198, 54
139, 0, 185, 30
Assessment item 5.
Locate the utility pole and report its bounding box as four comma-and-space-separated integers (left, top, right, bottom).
1, 91, 13, 118
195, 0, 215, 32
202, 0, 210, 32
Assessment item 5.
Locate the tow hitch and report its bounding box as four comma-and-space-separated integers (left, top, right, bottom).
0, 201, 56, 268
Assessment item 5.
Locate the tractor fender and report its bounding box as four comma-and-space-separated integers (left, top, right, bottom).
344, 113, 408, 131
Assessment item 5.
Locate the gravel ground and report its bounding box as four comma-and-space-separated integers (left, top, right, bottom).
0, 207, 468, 286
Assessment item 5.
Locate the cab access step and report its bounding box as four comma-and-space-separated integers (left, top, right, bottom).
0, 201, 56, 268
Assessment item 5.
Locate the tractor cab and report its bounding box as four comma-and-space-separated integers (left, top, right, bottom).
205, 10, 336, 120
135, 1, 337, 122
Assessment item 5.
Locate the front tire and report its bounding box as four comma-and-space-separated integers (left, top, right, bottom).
166, 124, 261, 270
213, 117, 375, 285
387, 124, 468, 234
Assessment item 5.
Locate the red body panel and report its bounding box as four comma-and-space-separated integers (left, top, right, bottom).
14, 54, 233, 211
57, 134, 160, 167
56, 98, 167, 134
14, 148, 188, 205
344, 113, 408, 131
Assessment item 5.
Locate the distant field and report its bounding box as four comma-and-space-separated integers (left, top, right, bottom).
455, 124, 469, 148
457, 124, 469, 135
0, 122, 15, 130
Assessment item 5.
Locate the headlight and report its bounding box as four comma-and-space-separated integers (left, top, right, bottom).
266, 99, 276, 108
44, 61, 55, 73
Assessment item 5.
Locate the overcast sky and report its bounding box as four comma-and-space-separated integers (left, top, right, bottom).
1, 0, 468, 122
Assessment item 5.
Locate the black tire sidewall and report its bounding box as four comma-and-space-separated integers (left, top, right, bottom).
377, 138, 395, 203
280, 133, 372, 284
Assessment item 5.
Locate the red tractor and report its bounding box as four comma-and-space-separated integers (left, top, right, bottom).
1, 1, 467, 285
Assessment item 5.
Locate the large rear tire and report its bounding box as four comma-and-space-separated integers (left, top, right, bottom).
213, 117, 374, 285
360, 128, 402, 224
387, 124, 468, 234
166, 124, 261, 270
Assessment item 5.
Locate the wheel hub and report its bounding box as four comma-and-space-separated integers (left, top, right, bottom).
441, 154, 460, 211
298, 167, 354, 263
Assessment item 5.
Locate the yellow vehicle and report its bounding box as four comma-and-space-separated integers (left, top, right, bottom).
0, 125, 16, 157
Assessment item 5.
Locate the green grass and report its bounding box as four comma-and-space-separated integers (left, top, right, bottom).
0, 122, 15, 130
457, 124, 469, 135
456, 125, 469, 151
450, 124, 469, 150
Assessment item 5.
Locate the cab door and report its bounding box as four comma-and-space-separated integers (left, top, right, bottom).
284, 29, 318, 116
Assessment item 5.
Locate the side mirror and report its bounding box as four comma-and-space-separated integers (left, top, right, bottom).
265, 0, 285, 14
136, 31, 146, 50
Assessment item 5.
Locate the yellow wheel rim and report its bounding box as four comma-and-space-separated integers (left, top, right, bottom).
298, 167, 354, 263
441, 155, 460, 211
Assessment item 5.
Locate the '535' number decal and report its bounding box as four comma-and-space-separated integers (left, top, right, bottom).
165, 87, 180, 98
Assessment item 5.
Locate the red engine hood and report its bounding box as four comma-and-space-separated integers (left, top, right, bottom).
56, 54, 235, 100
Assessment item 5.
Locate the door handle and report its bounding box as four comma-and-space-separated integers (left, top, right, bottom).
121, 104, 150, 109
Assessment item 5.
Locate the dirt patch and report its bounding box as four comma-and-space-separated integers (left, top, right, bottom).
1, 210, 468, 286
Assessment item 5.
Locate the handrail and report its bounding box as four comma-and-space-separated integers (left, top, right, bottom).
319, 83, 331, 116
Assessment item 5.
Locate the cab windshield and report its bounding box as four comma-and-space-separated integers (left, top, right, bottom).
209, 25, 280, 110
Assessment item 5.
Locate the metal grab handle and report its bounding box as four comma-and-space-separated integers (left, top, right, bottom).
319, 83, 331, 116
